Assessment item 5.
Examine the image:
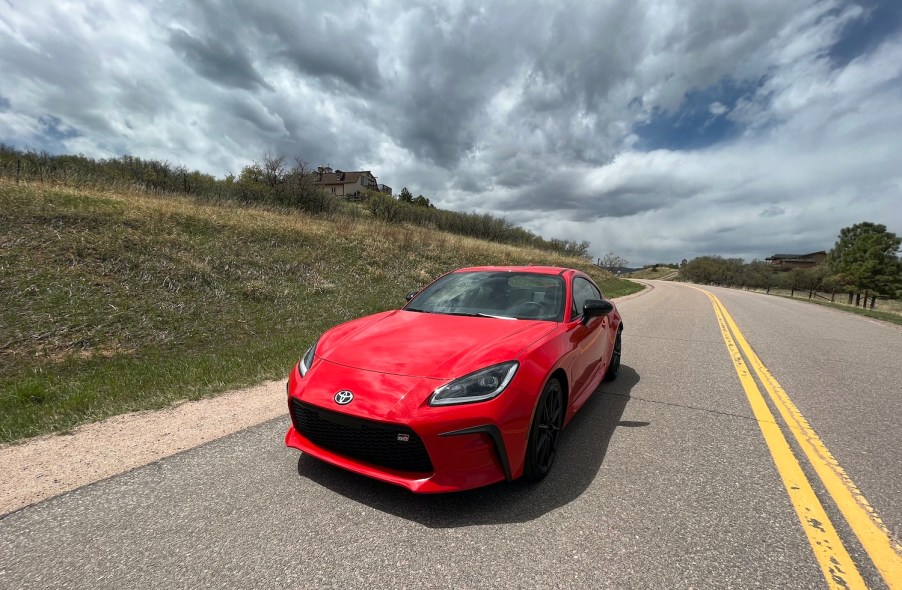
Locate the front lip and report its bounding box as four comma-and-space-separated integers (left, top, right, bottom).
285, 412, 514, 493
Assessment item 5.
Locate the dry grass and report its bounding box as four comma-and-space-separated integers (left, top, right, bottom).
626, 267, 681, 280
0, 179, 639, 442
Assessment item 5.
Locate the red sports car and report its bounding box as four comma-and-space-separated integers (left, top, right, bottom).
285, 265, 623, 493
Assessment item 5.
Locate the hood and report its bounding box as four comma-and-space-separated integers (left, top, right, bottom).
317, 310, 557, 379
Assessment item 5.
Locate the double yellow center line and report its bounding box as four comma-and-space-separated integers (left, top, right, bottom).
696, 287, 901, 590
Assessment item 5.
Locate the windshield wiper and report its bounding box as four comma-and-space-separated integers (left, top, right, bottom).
420, 311, 517, 320
476, 313, 517, 320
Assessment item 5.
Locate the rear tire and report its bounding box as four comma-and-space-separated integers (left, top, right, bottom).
603, 330, 622, 382
523, 378, 564, 482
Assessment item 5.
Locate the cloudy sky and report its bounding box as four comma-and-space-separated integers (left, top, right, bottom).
2, 0, 901, 265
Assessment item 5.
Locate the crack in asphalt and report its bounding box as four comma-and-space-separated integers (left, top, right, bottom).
602, 391, 766, 425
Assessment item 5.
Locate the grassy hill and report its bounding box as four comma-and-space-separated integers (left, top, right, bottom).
0, 180, 641, 442
627, 267, 680, 280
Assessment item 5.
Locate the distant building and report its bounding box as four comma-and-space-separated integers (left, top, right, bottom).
312, 166, 391, 200
765, 251, 827, 268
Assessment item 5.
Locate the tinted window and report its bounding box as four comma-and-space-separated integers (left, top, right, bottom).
406, 271, 565, 321
571, 277, 602, 318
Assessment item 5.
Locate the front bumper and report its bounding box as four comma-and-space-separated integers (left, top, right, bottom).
286, 424, 510, 493
285, 358, 535, 493
286, 401, 514, 493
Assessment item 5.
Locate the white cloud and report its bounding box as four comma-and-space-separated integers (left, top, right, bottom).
709, 102, 728, 116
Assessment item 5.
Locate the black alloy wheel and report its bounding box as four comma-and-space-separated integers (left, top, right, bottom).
523, 378, 564, 481
603, 330, 622, 382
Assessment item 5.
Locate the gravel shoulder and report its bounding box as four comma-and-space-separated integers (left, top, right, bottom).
0, 380, 285, 516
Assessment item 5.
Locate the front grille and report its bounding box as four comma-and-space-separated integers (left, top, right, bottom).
289, 398, 433, 473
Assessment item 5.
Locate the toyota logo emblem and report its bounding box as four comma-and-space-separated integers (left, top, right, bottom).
334, 390, 354, 405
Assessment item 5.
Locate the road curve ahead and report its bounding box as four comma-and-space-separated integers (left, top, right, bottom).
1, 280, 900, 589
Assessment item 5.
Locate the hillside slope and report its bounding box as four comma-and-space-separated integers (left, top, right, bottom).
627, 267, 680, 280
0, 180, 640, 442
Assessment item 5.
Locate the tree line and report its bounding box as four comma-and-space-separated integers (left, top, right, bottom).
365, 192, 588, 257
0, 145, 590, 259
679, 222, 902, 304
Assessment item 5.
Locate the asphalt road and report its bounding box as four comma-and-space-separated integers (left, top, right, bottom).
2, 281, 899, 589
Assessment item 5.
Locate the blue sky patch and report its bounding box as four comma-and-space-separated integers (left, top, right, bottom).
829, 0, 901, 68
26, 115, 82, 154
632, 78, 761, 151
39, 115, 80, 141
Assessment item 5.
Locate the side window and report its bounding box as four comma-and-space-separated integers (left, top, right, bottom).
571, 277, 602, 318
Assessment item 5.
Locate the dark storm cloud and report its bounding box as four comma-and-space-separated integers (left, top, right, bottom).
168, 28, 272, 91
154, 0, 384, 169
0, 13, 117, 139
514, 2, 644, 163
270, 111, 367, 173
224, 96, 285, 136
167, 0, 382, 91
502, 178, 685, 221
373, 2, 545, 167
260, 12, 382, 92
760, 205, 786, 217
113, 76, 170, 119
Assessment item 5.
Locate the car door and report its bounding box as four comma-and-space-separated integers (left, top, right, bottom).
566, 276, 612, 409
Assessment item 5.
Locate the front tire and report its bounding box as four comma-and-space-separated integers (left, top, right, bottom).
523, 378, 564, 482
603, 330, 622, 382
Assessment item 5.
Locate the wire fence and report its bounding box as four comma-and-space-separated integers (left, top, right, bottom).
738, 286, 901, 315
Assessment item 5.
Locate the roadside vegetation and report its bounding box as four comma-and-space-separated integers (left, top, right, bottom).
0, 145, 590, 258
0, 178, 639, 443
678, 222, 902, 325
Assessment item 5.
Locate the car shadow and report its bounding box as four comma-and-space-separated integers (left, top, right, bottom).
295, 365, 642, 527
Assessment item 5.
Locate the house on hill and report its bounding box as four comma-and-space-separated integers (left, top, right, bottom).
312, 166, 392, 201
765, 251, 827, 268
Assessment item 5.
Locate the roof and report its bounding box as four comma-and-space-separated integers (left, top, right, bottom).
765, 251, 827, 261
313, 170, 376, 185
454, 266, 569, 276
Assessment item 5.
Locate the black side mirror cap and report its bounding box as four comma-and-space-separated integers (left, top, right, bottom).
405, 290, 419, 302
582, 299, 613, 324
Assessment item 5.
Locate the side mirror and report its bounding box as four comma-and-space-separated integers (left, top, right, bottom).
405, 290, 419, 302
582, 299, 613, 324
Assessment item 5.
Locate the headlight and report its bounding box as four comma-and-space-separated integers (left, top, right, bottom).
298, 339, 319, 377
429, 361, 519, 406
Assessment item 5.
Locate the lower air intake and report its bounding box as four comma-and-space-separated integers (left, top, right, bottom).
290, 398, 433, 473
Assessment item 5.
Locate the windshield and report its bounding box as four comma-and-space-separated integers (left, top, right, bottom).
405, 271, 565, 321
